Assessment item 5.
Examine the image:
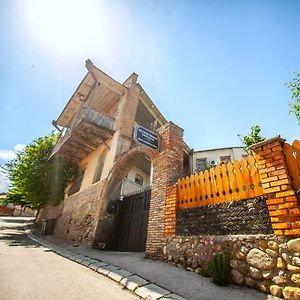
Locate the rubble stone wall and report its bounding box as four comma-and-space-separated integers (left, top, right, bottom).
164, 235, 300, 299
52, 179, 107, 245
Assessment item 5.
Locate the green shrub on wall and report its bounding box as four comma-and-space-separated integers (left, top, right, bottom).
198, 236, 231, 286
211, 252, 231, 286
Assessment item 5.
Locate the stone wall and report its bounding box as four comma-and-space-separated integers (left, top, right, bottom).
176, 197, 273, 235
52, 179, 107, 245
164, 235, 300, 299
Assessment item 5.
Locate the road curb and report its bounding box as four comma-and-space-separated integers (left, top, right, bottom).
22, 223, 186, 300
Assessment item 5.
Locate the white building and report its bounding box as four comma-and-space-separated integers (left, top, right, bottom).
190, 146, 248, 173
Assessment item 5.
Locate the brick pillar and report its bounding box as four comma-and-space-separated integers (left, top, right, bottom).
250, 136, 300, 236
145, 122, 184, 258
165, 185, 178, 237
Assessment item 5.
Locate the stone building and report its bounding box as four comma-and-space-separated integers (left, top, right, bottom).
38, 60, 187, 256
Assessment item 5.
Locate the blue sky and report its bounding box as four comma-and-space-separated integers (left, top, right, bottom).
1, 0, 300, 191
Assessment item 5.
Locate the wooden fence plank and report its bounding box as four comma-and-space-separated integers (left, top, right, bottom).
234, 160, 247, 200
248, 155, 263, 196
185, 176, 191, 208
209, 168, 217, 204
178, 178, 186, 208
199, 172, 206, 206
292, 140, 300, 171
221, 163, 231, 202
227, 161, 238, 200
215, 166, 224, 203
194, 173, 201, 207
240, 157, 255, 199
204, 170, 211, 205
284, 142, 300, 190
189, 175, 196, 208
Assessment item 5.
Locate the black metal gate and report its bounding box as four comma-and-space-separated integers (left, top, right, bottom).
112, 188, 151, 252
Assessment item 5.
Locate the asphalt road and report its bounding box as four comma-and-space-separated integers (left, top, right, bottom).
0, 216, 139, 300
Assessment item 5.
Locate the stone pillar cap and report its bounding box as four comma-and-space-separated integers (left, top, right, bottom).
248, 135, 285, 151
157, 121, 184, 133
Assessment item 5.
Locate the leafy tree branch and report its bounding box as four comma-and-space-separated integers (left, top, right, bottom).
286, 72, 300, 125
238, 125, 265, 148
2, 132, 77, 209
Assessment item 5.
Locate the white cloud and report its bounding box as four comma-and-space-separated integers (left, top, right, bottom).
0, 144, 26, 161
0, 171, 10, 193
0, 150, 16, 161
0, 144, 26, 192
14, 144, 26, 153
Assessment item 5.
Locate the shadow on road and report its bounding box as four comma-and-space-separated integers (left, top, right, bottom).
0, 216, 34, 224
0, 230, 44, 248
0, 217, 43, 249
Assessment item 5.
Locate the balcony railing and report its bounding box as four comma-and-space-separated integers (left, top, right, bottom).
50, 107, 115, 159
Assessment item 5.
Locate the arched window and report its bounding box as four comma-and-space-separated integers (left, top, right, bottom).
135, 174, 144, 186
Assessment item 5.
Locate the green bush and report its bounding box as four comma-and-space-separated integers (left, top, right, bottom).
211, 252, 231, 286
200, 261, 214, 277
199, 252, 231, 286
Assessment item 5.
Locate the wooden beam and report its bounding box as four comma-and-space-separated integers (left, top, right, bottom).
86, 59, 126, 96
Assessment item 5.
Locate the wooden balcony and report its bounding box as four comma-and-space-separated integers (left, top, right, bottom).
50, 108, 115, 162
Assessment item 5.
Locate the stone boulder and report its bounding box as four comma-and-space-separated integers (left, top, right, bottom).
270, 285, 282, 298
288, 238, 300, 253
246, 248, 274, 270
231, 269, 244, 284
292, 274, 300, 287
249, 267, 262, 279
283, 287, 300, 300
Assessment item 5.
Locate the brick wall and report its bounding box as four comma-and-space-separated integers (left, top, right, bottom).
250, 137, 300, 236
165, 185, 177, 236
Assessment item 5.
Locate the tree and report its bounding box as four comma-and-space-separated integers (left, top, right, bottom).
2, 132, 77, 209
239, 125, 265, 148
286, 72, 300, 125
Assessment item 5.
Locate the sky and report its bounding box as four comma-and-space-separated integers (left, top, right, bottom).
0, 0, 300, 192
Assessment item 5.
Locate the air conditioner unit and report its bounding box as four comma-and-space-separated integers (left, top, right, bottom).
209, 160, 216, 166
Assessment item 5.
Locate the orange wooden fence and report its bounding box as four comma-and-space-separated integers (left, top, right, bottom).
283, 140, 300, 190
177, 155, 263, 209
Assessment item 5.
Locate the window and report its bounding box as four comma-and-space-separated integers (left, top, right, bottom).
196, 158, 207, 171
220, 155, 231, 163
135, 174, 144, 186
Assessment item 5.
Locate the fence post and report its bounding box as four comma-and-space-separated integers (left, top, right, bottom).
250, 136, 300, 235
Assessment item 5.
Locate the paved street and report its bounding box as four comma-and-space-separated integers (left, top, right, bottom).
0, 217, 138, 300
